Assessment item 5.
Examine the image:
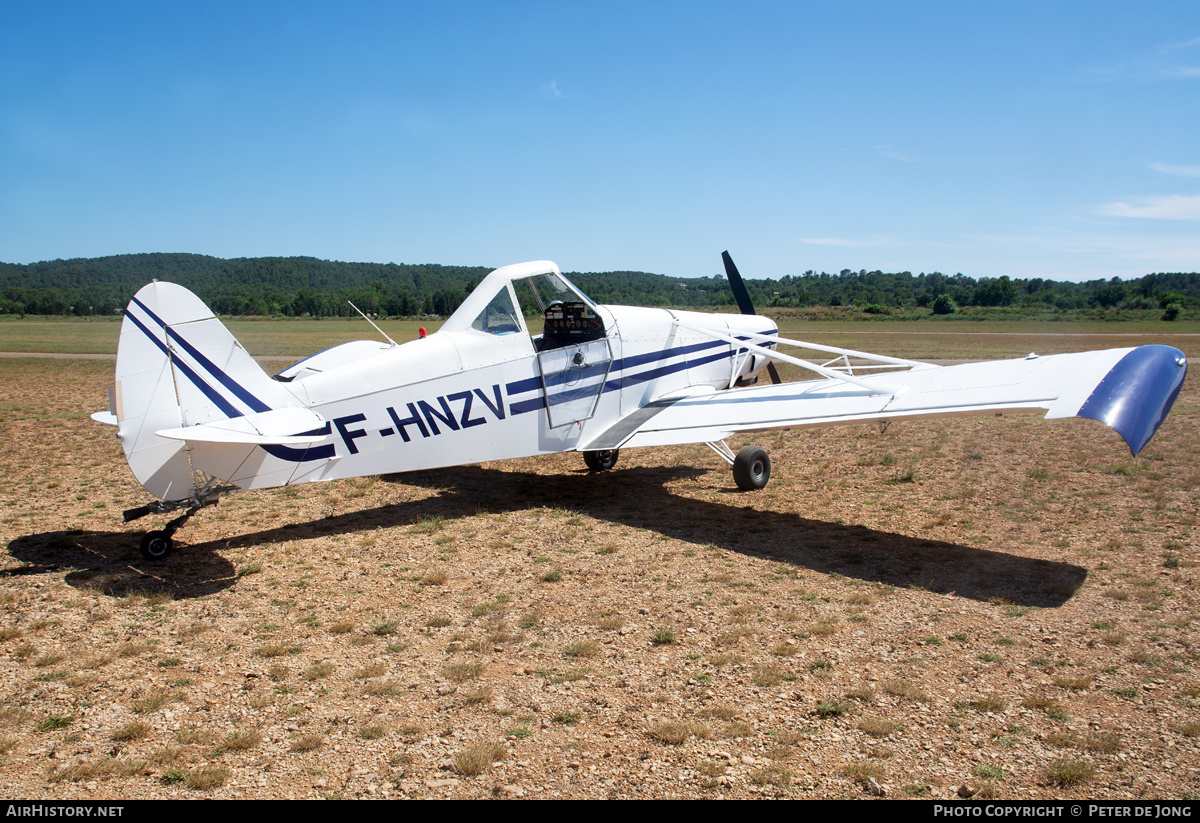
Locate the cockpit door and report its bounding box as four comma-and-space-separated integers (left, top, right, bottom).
536, 336, 613, 429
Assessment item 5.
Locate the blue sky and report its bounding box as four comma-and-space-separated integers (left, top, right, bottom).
2, 1, 1198, 282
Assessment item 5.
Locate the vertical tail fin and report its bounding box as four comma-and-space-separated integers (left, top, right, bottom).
114, 282, 297, 500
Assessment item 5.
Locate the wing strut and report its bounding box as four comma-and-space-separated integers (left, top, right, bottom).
671, 316, 923, 395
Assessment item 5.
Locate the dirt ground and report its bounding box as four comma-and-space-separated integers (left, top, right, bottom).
0, 353, 1197, 799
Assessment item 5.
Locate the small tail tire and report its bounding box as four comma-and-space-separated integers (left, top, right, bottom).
732, 446, 771, 490
583, 449, 619, 471
139, 531, 174, 561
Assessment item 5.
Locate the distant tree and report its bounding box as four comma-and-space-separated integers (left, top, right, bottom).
932, 294, 957, 315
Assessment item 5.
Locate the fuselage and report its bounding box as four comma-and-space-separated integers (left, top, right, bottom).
199, 306, 776, 490
172, 263, 777, 494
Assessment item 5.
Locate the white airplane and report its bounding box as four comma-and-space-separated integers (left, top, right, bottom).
93, 254, 1188, 561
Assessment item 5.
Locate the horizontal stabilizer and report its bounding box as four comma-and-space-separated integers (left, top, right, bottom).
156, 408, 328, 446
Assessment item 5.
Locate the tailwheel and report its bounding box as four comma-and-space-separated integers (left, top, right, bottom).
732, 445, 771, 491
139, 530, 174, 562
583, 449, 619, 471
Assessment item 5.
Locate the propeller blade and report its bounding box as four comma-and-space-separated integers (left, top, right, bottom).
721, 251, 783, 385
721, 251, 756, 316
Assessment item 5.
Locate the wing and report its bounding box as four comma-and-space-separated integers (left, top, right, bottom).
585, 345, 1187, 456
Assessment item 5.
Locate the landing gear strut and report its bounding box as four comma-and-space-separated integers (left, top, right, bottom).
124, 487, 226, 562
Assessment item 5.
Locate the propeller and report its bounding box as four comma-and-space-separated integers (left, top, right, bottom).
721, 251, 783, 385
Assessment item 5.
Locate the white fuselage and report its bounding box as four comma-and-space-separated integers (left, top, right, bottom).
185, 304, 776, 491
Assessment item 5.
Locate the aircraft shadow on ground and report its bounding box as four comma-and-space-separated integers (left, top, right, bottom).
5, 529, 238, 599
7, 464, 1084, 606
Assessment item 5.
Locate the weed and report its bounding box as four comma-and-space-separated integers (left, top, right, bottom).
815, 699, 852, 717
842, 760, 886, 785
1172, 722, 1200, 738
563, 640, 599, 658
363, 679, 403, 697
442, 660, 484, 683
291, 733, 324, 752
968, 695, 1007, 712
650, 720, 693, 745
38, 715, 73, 732
464, 686, 493, 704
355, 662, 386, 679
1053, 674, 1094, 691
411, 516, 446, 533
185, 765, 228, 790
219, 728, 263, 752
453, 740, 505, 776
858, 717, 899, 737
1043, 758, 1094, 788
974, 764, 1005, 781
111, 721, 149, 742
1085, 732, 1122, 753
358, 723, 385, 740
540, 567, 564, 583
303, 661, 335, 680
753, 664, 785, 687
882, 680, 927, 701
651, 626, 676, 645
256, 643, 301, 658
750, 764, 792, 788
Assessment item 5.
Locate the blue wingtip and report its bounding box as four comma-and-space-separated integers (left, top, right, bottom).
1077, 345, 1187, 455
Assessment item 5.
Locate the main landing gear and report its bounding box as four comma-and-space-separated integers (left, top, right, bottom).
583, 449, 620, 471
585, 442, 771, 491
706, 441, 772, 491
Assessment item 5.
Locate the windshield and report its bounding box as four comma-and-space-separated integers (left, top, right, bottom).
516, 272, 593, 313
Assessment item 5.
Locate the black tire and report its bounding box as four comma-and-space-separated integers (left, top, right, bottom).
732, 446, 771, 491
139, 530, 173, 561
583, 449, 619, 471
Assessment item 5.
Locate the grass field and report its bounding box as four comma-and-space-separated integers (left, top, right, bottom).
1, 311, 1197, 360
0, 320, 1197, 799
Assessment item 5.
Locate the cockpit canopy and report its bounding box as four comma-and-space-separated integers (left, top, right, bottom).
444, 261, 605, 349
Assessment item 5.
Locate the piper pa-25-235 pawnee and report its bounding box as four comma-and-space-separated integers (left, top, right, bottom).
92, 253, 1188, 561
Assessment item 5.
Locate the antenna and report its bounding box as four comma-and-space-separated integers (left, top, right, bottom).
347, 301, 398, 347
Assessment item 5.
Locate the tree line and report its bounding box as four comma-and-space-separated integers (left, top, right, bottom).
0, 254, 1194, 318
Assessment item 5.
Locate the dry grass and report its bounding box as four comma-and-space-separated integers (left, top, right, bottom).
453, 740, 505, 776
1, 343, 1197, 799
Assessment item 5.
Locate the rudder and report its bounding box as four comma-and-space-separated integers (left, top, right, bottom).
114, 282, 298, 500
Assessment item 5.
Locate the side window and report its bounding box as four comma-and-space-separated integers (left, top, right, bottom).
471, 286, 522, 336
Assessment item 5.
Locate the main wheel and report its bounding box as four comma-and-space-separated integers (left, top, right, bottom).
732, 446, 771, 491
583, 449, 619, 471
139, 530, 174, 561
